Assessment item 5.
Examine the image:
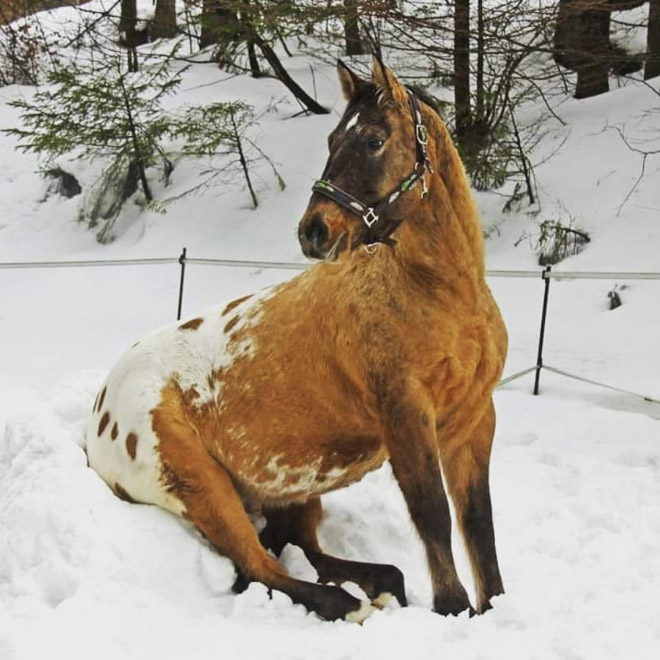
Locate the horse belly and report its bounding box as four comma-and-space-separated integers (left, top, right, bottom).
226, 429, 387, 505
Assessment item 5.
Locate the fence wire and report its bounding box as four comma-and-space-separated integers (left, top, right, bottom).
2, 255, 660, 280
2, 251, 659, 405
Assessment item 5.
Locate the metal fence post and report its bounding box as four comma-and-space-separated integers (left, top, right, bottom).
533, 265, 552, 395
177, 247, 187, 321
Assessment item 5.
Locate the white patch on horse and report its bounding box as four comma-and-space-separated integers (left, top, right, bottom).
85, 282, 284, 516
345, 601, 375, 623
174, 284, 279, 408
322, 466, 349, 486
372, 592, 393, 609
345, 112, 360, 131
259, 455, 323, 495
85, 373, 186, 517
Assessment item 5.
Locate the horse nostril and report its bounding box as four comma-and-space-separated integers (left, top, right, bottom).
304, 214, 328, 248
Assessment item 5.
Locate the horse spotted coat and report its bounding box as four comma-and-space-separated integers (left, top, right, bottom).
86, 60, 507, 623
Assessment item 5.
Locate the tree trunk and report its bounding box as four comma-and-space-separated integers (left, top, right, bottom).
120, 0, 140, 69
119, 0, 137, 34
244, 0, 261, 76
152, 0, 177, 40
344, 0, 364, 56
574, 6, 610, 98
646, 0, 660, 79
200, 0, 240, 52
475, 0, 484, 122
454, 0, 471, 139
247, 39, 262, 77
554, 0, 610, 99
252, 33, 329, 114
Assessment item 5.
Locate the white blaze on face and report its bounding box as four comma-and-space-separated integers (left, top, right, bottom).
345, 112, 360, 131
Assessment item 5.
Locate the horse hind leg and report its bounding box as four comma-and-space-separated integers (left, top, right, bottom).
259, 498, 407, 609
440, 401, 504, 613
152, 408, 370, 622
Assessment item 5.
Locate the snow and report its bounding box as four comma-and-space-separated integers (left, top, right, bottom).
2, 2, 660, 659
3, 382, 660, 659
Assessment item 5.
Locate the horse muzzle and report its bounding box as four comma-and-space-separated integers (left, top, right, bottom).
298, 212, 348, 262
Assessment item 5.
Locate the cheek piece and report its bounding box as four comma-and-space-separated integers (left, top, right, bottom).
311, 90, 433, 248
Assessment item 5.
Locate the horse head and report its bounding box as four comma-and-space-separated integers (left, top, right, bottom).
299, 58, 437, 261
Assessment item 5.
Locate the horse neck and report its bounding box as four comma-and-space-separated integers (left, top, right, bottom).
389, 123, 487, 300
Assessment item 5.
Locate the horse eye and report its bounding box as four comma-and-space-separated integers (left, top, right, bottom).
367, 136, 384, 150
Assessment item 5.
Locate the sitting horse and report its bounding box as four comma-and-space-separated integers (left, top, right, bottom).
85, 60, 507, 623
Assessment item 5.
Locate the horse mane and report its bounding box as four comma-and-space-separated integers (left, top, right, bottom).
404, 84, 445, 119
347, 80, 391, 110
348, 77, 445, 120
402, 84, 485, 274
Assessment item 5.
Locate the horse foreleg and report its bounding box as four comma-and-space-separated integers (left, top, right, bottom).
261, 498, 407, 608
382, 385, 471, 616
440, 401, 504, 614
152, 418, 371, 621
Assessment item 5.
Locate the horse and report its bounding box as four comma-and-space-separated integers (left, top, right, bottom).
85, 59, 507, 623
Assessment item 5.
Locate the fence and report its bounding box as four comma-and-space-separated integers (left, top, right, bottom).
2, 249, 659, 405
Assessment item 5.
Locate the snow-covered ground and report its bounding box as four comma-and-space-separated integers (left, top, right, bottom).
1, 3, 660, 659
2, 380, 659, 660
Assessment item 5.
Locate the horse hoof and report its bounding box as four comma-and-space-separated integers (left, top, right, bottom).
433, 589, 472, 617
470, 599, 493, 616
370, 564, 407, 607
345, 601, 376, 624
231, 571, 251, 594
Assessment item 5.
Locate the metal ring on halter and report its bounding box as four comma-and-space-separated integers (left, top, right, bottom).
416, 124, 428, 147
362, 208, 379, 228
421, 174, 429, 198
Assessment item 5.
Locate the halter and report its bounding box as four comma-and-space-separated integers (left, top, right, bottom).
312, 90, 433, 248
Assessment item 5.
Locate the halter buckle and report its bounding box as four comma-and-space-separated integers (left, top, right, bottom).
416, 124, 428, 148
362, 208, 379, 227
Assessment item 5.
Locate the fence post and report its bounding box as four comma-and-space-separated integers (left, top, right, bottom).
177, 247, 187, 321
533, 265, 552, 395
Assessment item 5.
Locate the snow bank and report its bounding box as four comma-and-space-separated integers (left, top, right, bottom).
2, 377, 659, 659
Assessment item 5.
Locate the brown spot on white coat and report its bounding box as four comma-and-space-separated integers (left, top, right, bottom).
126, 433, 138, 460
96, 386, 107, 413
97, 411, 110, 436
222, 295, 252, 316
224, 316, 240, 334
179, 317, 204, 331
115, 483, 136, 503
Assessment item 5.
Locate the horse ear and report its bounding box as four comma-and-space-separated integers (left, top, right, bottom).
337, 60, 363, 101
371, 56, 408, 105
